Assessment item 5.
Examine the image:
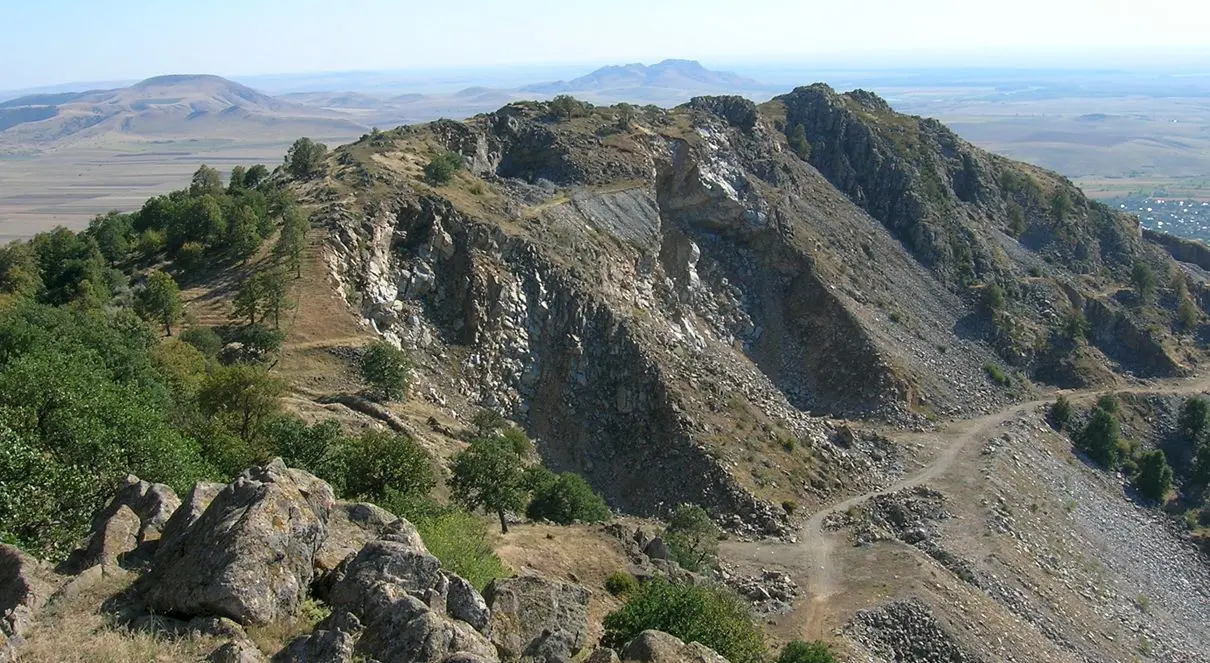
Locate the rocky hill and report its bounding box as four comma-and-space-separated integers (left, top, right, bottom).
0, 74, 365, 152
303, 88, 1205, 534
523, 60, 763, 95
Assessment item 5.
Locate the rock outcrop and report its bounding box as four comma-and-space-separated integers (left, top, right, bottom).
484, 575, 590, 663
0, 545, 58, 662
140, 460, 335, 625
64, 475, 181, 571
286, 521, 496, 663
620, 630, 730, 663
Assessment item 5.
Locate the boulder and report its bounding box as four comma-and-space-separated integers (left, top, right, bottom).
445, 573, 491, 636
643, 538, 670, 561
484, 575, 590, 663
157, 480, 225, 553
356, 595, 497, 663
326, 537, 444, 615
1, 545, 58, 662
274, 610, 362, 663
140, 460, 335, 625
208, 639, 266, 663
314, 502, 400, 580
64, 476, 182, 571
586, 648, 622, 663
621, 631, 730, 663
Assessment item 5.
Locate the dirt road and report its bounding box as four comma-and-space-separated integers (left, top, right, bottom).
720, 374, 1210, 638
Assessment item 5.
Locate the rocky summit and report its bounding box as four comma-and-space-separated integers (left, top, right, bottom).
316, 87, 1202, 532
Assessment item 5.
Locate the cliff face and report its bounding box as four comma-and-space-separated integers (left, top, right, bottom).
308, 90, 1202, 527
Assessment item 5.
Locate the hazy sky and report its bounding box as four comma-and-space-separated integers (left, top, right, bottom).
4, 0, 1209, 89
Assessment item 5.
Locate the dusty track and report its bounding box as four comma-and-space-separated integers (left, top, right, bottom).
720, 374, 1210, 639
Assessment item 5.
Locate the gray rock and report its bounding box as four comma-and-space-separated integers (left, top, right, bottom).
315, 502, 400, 577
485, 575, 590, 663
208, 639, 266, 663
445, 572, 491, 635
157, 480, 224, 553
621, 630, 730, 663
65, 475, 182, 571
141, 460, 335, 625
327, 538, 443, 615
356, 595, 497, 663
274, 610, 362, 663
586, 647, 622, 663
643, 538, 670, 561
0, 545, 58, 662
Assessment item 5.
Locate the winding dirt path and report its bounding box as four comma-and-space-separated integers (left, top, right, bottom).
721, 374, 1210, 638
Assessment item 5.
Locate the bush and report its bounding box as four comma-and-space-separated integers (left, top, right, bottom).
1134, 449, 1174, 502
605, 571, 639, 597
525, 471, 611, 524
549, 95, 587, 120
778, 640, 838, 663
423, 151, 465, 185
176, 241, 206, 274
234, 323, 285, 361
415, 510, 510, 591
602, 579, 765, 663
1132, 262, 1156, 300
1078, 407, 1122, 469
1179, 396, 1209, 443
359, 340, 411, 400
342, 429, 436, 505
983, 363, 1010, 387
981, 283, 1005, 311
180, 326, 223, 358
1049, 395, 1073, 431
664, 504, 720, 572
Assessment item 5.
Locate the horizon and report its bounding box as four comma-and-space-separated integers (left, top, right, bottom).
3, 0, 1209, 91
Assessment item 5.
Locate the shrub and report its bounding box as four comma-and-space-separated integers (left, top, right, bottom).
423, 151, 464, 185
1096, 393, 1119, 415
263, 417, 347, 493
601, 579, 765, 663
1132, 262, 1156, 300
1179, 296, 1200, 330
983, 363, 1010, 387
1078, 407, 1122, 469
415, 510, 510, 591
343, 429, 436, 504
1134, 449, 1174, 502
359, 340, 411, 401
664, 504, 720, 573
778, 640, 838, 663
234, 323, 285, 361
549, 95, 587, 120
176, 241, 206, 274
981, 283, 1005, 311
1179, 396, 1209, 443
605, 571, 639, 597
180, 326, 223, 358
526, 471, 611, 524
1049, 395, 1073, 431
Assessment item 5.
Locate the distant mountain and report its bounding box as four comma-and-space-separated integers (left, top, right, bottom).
523, 59, 762, 94
0, 74, 366, 152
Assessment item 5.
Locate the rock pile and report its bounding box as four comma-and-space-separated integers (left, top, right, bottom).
846, 599, 985, 663
720, 569, 798, 615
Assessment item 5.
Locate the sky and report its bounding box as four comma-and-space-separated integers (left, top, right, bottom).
4, 0, 1210, 90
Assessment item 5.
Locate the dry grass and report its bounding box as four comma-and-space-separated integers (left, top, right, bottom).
493, 522, 633, 643
20, 569, 222, 663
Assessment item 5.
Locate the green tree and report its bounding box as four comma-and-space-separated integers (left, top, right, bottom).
1180, 396, 1210, 443
190, 165, 224, 197
198, 364, 284, 445
0, 242, 41, 300
232, 273, 264, 326
1050, 189, 1073, 222
423, 151, 464, 185
1049, 395, 1073, 431
1132, 262, 1156, 301
415, 510, 509, 591
787, 123, 811, 160
136, 270, 183, 335
285, 137, 328, 178
228, 205, 264, 263
601, 579, 765, 663
243, 164, 270, 189
257, 267, 291, 328
274, 206, 308, 278
663, 504, 720, 572
550, 95, 586, 120
1134, 449, 1173, 502
359, 340, 411, 401
228, 165, 248, 191
778, 640, 838, 663
176, 241, 206, 274
1078, 407, 1122, 469
1178, 296, 1200, 331
343, 429, 436, 508
981, 283, 1005, 312
525, 471, 611, 524
179, 326, 224, 358
449, 436, 529, 533
87, 211, 134, 263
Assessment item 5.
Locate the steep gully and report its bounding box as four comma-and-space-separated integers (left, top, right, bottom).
719, 373, 1210, 638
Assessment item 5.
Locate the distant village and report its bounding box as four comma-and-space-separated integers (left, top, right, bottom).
1111, 195, 1210, 243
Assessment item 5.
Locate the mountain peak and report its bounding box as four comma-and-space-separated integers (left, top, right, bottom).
522, 59, 762, 95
